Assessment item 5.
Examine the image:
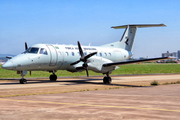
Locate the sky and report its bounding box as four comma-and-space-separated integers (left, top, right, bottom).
0, 0, 180, 58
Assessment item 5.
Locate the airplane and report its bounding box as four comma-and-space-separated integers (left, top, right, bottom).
1, 23, 173, 84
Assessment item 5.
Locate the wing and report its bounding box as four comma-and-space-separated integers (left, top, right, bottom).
103, 57, 175, 67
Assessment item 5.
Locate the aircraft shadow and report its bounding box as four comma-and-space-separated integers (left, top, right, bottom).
0, 78, 148, 88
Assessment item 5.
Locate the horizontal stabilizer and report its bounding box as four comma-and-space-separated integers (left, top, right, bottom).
111, 24, 166, 29
103, 57, 175, 67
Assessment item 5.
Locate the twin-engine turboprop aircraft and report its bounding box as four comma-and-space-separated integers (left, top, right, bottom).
2, 24, 173, 84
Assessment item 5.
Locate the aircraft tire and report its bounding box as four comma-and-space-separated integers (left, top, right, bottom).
50, 75, 57, 81
103, 77, 107, 83
19, 79, 27, 84
103, 76, 112, 84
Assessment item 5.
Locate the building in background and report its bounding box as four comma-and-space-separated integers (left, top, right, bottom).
162, 51, 176, 57
162, 50, 180, 61
178, 50, 180, 59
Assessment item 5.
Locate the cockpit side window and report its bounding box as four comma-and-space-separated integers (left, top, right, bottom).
40, 48, 48, 55
25, 47, 39, 54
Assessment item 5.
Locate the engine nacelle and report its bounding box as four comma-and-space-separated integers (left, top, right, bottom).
88, 56, 118, 74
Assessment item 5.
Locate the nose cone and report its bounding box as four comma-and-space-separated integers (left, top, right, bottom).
1, 60, 14, 70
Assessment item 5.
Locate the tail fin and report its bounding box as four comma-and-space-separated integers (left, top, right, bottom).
102, 24, 166, 52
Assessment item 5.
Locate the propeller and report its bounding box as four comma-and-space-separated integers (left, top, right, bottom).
25, 42, 31, 76
25, 42, 28, 50
70, 41, 97, 77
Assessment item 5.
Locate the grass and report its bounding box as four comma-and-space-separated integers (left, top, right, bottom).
0, 64, 180, 78
150, 80, 159, 86
162, 81, 180, 85
115, 64, 180, 75
151, 80, 180, 86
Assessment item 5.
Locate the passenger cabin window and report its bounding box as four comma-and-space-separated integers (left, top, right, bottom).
104, 53, 107, 56
40, 48, 48, 55
66, 52, 69, 56
72, 52, 74, 56
109, 53, 111, 56
25, 47, 39, 54
100, 53, 102, 56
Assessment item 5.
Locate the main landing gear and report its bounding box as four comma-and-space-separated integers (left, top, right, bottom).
20, 78, 27, 84
49, 71, 57, 81
103, 73, 112, 84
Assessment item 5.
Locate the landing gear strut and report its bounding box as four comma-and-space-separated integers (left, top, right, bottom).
19, 72, 27, 84
49, 71, 57, 81
103, 73, 112, 84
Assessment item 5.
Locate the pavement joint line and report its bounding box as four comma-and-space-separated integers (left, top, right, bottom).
1, 98, 180, 113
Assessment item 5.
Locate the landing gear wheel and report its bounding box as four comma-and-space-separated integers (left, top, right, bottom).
103, 76, 112, 84
19, 79, 27, 84
49, 75, 57, 81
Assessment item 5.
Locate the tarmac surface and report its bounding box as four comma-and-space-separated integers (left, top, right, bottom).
0, 74, 180, 119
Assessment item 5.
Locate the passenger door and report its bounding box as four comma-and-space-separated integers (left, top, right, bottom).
47, 45, 57, 66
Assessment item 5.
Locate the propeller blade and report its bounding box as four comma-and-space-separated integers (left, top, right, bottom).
25, 42, 28, 50
77, 41, 84, 57
84, 52, 97, 60
30, 71, 31, 76
72, 41, 97, 78
85, 68, 89, 77
70, 60, 81, 66
6, 56, 12, 59
82, 63, 89, 77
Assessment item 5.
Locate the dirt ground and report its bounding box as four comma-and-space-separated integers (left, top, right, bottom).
0, 74, 180, 119
0, 74, 180, 97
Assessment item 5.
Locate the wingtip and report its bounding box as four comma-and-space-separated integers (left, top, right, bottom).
161, 23, 166, 27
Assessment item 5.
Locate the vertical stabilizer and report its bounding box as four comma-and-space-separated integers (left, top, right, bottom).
102, 24, 166, 52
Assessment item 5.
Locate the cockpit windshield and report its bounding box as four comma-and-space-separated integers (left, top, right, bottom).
39, 48, 48, 55
24, 47, 39, 54
23, 47, 48, 55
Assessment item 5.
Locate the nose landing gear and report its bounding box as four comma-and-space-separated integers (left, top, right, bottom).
19, 72, 27, 84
